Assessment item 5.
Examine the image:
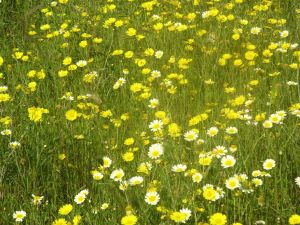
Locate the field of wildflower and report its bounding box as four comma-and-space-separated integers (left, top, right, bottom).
1, 0, 300, 224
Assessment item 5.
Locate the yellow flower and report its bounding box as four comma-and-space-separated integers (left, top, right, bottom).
170, 212, 186, 223
58, 70, 69, 78
126, 28, 137, 36
28, 107, 49, 122
73, 215, 81, 225
0, 56, 4, 66
230, 95, 245, 106
124, 51, 134, 58
122, 152, 134, 162
130, 83, 143, 93
79, 40, 88, 48
244, 51, 257, 61
59, 0, 69, 4
199, 157, 212, 166
0, 93, 11, 102
124, 138, 134, 146
65, 109, 78, 121
58, 204, 73, 215
59, 153, 66, 160
289, 214, 300, 224
93, 37, 103, 43
209, 213, 227, 225
203, 187, 217, 201
52, 218, 68, 225
121, 215, 138, 225
40, 24, 50, 31
167, 123, 180, 137
28, 82, 37, 92
63, 57, 72, 65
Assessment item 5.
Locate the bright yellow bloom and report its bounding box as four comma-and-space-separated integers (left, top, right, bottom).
209, 213, 227, 225
170, 212, 186, 223
121, 215, 138, 225
126, 28, 137, 36
58, 204, 73, 215
130, 83, 143, 93
59, 0, 68, 4
0, 56, 3, 66
0, 93, 11, 102
124, 138, 135, 146
73, 215, 81, 225
52, 218, 68, 225
203, 187, 217, 201
65, 109, 78, 121
28, 107, 49, 122
289, 214, 300, 224
122, 152, 134, 162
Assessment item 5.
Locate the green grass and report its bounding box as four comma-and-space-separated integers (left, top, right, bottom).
1, 0, 300, 224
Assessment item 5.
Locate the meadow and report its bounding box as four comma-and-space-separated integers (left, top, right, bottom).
0, 0, 300, 224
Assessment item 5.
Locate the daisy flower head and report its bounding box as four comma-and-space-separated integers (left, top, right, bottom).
179, 208, 192, 223
155, 50, 164, 59
225, 177, 241, 190
110, 168, 125, 182
184, 129, 198, 141
102, 156, 112, 168
9, 141, 21, 149
74, 192, 87, 205
295, 177, 300, 188
263, 159, 276, 170
202, 185, 220, 201
113, 77, 126, 90
128, 176, 144, 186
269, 113, 283, 124
148, 98, 159, 108
225, 126, 238, 134
76, 60, 87, 67
13, 210, 26, 222
151, 70, 161, 79
92, 171, 104, 180
252, 178, 263, 187
212, 145, 228, 158
172, 164, 187, 173
145, 191, 160, 205
207, 126, 219, 137
148, 143, 164, 159
170, 211, 188, 223
221, 155, 236, 168
279, 30, 289, 38
31, 194, 44, 205
149, 119, 163, 132
137, 162, 152, 174
250, 27, 262, 35
192, 172, 203, 183
262, 120, 273, 128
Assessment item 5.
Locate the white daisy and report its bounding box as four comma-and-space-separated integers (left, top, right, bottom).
184, 130, 198, 141
172, 164, 187, 172
149, 120, 163, 132
13, 210, 26, 222
110, 169, 125, 182
262, 159, 276, 170
145, 191, 160, 205
148, 143, 164, 159
221, 155, 236, 168
128, 176, 144, 186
